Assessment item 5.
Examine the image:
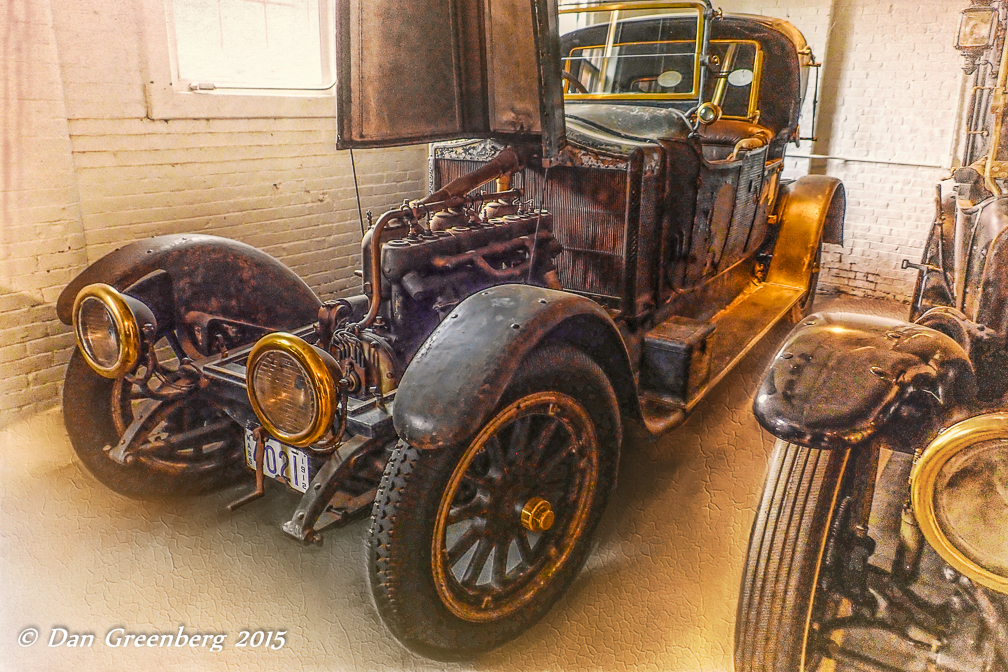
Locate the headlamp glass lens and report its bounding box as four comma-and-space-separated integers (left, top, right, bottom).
78, 296, 121, 369
935, 440, 1008, 576
252, 350, 318, 437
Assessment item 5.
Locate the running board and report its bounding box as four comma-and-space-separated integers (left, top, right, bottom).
638, 282, 804, 435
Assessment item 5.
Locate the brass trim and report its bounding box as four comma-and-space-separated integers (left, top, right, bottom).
246, 332, 337, 448
431, 391, 599, 622
561, 4, 706, 100
984, 16, 1008, 197
696, 101, 721, 125
72, 282, 142, 379
564, 37, 762, 120
910, 412, 1008, 595
558, 1, 710, 14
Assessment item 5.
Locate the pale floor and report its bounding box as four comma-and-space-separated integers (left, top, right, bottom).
0, 296, 906, 672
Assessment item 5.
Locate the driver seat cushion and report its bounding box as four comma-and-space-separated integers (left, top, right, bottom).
697, 119, 771, 147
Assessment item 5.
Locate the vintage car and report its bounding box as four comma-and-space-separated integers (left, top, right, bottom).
56, 0, 841, 657
735, 3, 1008, 671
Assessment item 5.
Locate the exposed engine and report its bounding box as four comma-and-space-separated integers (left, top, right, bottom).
315, 151, 564, 398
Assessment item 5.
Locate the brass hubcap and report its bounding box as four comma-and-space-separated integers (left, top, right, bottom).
521, 497, 554, 532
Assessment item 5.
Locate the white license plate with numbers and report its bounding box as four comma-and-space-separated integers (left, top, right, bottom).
243, 430, 313, 493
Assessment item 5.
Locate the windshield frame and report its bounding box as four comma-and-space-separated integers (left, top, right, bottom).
559, 0, 713, 103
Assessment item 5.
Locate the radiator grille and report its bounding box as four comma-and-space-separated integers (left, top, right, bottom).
434, 159, 628, 300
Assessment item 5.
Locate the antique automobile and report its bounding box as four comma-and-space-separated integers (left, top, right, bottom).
735, 3, 1008, 671
56, 0, 840, 657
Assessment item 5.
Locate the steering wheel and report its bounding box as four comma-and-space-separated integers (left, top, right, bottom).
561, 71, 588, 94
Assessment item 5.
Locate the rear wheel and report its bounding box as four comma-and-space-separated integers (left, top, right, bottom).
367, 343, 621, 657
735, 439, 859, 671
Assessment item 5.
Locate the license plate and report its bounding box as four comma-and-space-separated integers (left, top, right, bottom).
243, 429, 314, 493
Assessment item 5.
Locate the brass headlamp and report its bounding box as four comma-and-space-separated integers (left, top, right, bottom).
911, 412, 1008, 594
72, 283, 156, 378
246, 332, 341, 448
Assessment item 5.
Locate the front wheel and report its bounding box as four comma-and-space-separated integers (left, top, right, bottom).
367, 343, 621, 657
63, 349, 248, 498
735, 439, 858, 672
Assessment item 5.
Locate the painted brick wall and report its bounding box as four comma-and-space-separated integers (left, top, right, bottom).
0, 0, 428, 425
0, 0, 978, 425
720, 0, 964, 301
0, 0, 90, 424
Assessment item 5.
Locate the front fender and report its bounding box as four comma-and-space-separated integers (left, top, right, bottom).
753, 312, 976, 450
393, 285, 636, 450
57, 234, 321, 355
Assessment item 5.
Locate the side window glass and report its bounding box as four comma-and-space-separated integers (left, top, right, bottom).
704, 41, 761, 120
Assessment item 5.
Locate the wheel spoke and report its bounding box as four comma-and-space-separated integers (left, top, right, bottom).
515, 531, 534, 567
447, 497, 487, 524
483, 435, 506, 473
508, 416, 532, 464
460, 537, 494, 587
461, 472, 496, 492
492, 536, 510, 585
540, 439, 575, 477
447, 522, 484, 566
524, 417, 561, 471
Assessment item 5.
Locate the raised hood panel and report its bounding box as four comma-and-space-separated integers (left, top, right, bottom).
335, 0, 564, 154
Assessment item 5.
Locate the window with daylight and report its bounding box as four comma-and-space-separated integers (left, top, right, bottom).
169, 0, 335, 90
143, 0, 337, 119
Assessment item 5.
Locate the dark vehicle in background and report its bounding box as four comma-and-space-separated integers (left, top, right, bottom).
55, 0, 840, 657
735, 3, 1008, 671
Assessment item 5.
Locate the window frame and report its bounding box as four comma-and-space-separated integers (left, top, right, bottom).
142, 0, 337, 120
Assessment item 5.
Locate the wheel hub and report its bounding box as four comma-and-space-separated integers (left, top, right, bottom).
521, 496, 554, 532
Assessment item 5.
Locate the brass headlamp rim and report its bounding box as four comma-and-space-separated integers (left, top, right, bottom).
72, 282, 142, 379
910, 412, 1008, 595
246, 332, 337, 448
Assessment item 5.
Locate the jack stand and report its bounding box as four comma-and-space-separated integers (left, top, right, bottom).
228, 427, 266, 511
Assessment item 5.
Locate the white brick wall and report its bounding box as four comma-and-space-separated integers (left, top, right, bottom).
0, 0, 428, 425
0, 0, 90, 422
720, 0, 964, 300
0, 0, 977, 424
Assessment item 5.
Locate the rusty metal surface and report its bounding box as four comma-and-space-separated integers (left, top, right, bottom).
753, 312, 977, 451
335, 0, 564, 155
57, 235, 321, 356
392, 284, 636, 450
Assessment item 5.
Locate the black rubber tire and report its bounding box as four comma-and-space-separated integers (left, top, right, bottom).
63, 349, 248, 498
734, 439, 852, 672
367, 343, 621, 658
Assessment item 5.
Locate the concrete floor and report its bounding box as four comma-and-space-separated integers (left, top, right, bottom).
0, 296, 906, 672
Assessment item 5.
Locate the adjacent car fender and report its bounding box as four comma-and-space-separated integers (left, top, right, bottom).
753, 312, 976, 450
393, 284, 638, 450
57, 234, 321, 356
766, 175, 845, 291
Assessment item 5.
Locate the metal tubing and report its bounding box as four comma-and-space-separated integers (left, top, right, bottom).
351, 188, 524, 331
420, 147, 524, 204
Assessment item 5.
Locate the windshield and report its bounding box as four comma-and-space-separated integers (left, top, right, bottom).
558, 2, 708, 101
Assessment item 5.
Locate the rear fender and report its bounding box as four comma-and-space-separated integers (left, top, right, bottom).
57, 234, 321, 357
392, 284, 638, 450
753, 312, 976, 450
767, 175, 845, 290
